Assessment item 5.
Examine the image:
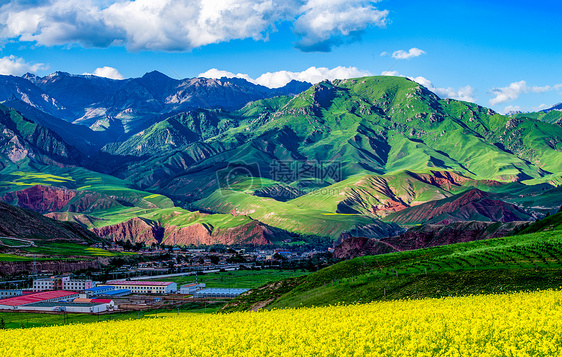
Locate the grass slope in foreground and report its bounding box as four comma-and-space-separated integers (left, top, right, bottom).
224, 229, 562, 311
1, 290, 562, 356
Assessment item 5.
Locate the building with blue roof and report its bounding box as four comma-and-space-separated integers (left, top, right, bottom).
82, 286, 115, 298
99, 289, 131, 297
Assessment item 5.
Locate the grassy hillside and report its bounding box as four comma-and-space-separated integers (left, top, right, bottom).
223, 229, 562, 311
0, 201, 132, 262
516, 211, 562, 235
149, 269, 309, 289
193, 186, 402, 240
96, 76, 562, 239
514, 109, 562, 125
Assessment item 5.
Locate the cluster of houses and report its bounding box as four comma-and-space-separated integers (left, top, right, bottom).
0, 275, 248, 314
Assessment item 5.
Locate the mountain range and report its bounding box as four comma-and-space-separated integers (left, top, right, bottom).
0, 72, 561, 248
1, 71, 311, 153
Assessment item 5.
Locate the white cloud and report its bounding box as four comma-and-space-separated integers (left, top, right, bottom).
199, 66, 372, 88
381, 70, 399, 76
437, 85, 475, 103
198, 68, 254, 82
489, 81, 528, 106
392, 48, 425, 60
410, 76, 475, 102
530, 85, 551, 93
0, 0, 388, 52
489, 80, 562, 106
409, 75, 432, 88
380, 51, 388, 56
503, 105, 522, 114
382, 71, 476, 102
502, 103, 551, 115
294, 0, 388, 52
83, 66, 124, 80
0, 55, 46, 76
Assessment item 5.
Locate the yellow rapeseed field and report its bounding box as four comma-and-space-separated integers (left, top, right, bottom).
1, 289, 562, 356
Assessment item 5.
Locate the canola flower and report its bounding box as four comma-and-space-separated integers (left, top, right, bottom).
1, 289, 562, 356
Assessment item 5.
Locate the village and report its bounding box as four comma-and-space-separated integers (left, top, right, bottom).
0, 245, 333, 316
0, 275, 245, 314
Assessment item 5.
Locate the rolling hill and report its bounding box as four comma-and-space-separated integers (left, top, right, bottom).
0, 201, 99, 243
384, 188, 535, 225
223, 228, 562, 311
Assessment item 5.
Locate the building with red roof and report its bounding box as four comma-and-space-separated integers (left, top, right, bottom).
0, 290, 79, 310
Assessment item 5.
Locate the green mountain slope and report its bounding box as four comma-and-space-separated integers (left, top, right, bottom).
223, 229, 562, 311
0, 104, 88, 168
514, 109, 562, 125
516, 211, 562, 235
193, 187, 402, 240
102, 109, 238, 157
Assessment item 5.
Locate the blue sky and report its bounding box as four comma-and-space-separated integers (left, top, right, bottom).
0, 0, 560, 113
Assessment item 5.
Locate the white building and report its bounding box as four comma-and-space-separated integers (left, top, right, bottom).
101, 281, 177, 294
22, 299, 114, 313
33, 276, 94, 292
0, 289, 23, 298
179, 283, 205, 295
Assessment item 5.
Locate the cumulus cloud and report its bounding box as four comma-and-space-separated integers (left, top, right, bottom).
199, 66, 372, 88
294, 0, 388, 52
382, 71, 476, 102
410, 76, 475, 102
83, 66, 124, 80
0, 0, 388, 52
503, 105, 522, 114
502, 103, 551, 115
198, 68, 254, 82
381, 70, 399, 76
392, 47, 425, 60
489, 80, 562, 106
489, 81, 528, 106
0, 55, 46, 75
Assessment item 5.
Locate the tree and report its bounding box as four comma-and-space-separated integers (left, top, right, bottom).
273, 253, 286, 261
167, 261, 175, 273
210, 256, 220, 265
122, 240, 134, 251
0, 318, 5, 329
227, 254, 246, 263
